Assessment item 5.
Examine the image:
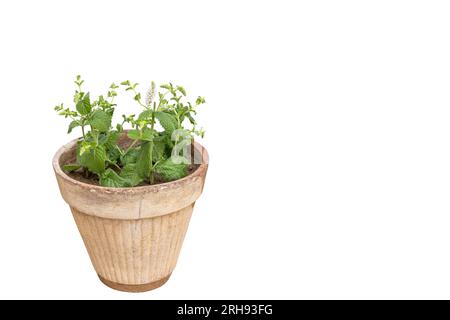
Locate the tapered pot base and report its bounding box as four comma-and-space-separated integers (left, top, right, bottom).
98, 273, 172, 292
54, 136, 209, 291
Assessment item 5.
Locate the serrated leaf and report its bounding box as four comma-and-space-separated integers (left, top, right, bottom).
99, 168, 129, 188
138, 109, 153, 121
90, 110, 112, 132
136, 142, 152, 179
77, 143, 106, 174
68, 120, 81, 133
154, 157, 188, 181
153, 140, 167, 162
78, 141, 92, 156
121, 148, 139, 166
63, 164, 81, 172
106, 131, 119, 146
154, 111, 177, 136
76, 92, 91, 115
141, 127, 155, 141
108, 148, 121, 163
120, 164, 143, 187
104, 131, 121, 162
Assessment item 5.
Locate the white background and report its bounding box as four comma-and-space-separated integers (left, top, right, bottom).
0, 0, 450, 299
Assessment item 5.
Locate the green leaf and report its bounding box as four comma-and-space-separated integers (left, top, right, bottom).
136, 142, 152, 179
154, 111, 177, 136
90, 110, 112, 132
104, 131, 121, 162
196, 96, 206, 105
121, 148, 139, 166
154, 158, 188, 181
116, 123, 123, 132
76, 92, 91, 115
127, 129, 141, 140
68, 120, 81, 134
160, 84, 171, 90
107, 90, 117, 98
108, 148, 121, 163
73, 91, 81, 104
120, 164, 143, 187
134, 93, 141, 101
77, 143, 106, 174
120, 80, 130, 86
186, 113, 196, 125
122, 114, 135, 123
106, 131, 119, 146
110, 82, 119, 89
176, 85, 186, 96
153, 139, 167, 162
141, 127, 155, 141
127, 128, 154, 141
138, 109, 153, 121
78, 141, 92, 156
62, 164, 81, 172
99, 168, 129, 188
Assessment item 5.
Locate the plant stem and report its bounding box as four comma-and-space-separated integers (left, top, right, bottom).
148, 103, 157, 184
115, 145, 124, 156
124, 139, 138, 155
132, 88, 147, 108
108, 160, 121, 171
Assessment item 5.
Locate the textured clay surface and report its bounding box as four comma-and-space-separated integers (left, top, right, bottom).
53, 135, 208, 290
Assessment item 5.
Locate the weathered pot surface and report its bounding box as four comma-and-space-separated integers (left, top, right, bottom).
53, 134, 208, 292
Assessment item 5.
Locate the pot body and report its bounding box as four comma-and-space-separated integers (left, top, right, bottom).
53, 135, 208, 292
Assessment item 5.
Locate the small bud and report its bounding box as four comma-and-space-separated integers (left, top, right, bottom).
196, 96, 206, 105
176, 85, 186, 96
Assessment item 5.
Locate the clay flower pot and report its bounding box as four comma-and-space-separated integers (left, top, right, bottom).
52, 134, 208, 292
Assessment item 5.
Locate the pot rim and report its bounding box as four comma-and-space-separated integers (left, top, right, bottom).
52, 135, 209, 195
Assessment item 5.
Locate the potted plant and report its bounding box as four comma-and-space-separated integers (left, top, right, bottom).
52, 76, 208, 292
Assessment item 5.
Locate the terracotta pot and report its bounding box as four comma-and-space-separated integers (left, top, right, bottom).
52, 134, 208, 292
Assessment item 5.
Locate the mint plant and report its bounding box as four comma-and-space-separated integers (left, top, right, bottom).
55, 76, 206, 187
